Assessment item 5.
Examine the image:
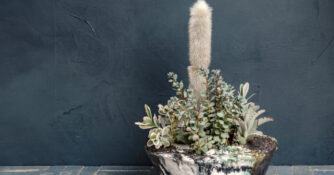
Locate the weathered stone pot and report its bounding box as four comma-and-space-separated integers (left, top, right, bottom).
146, 135, 277, 175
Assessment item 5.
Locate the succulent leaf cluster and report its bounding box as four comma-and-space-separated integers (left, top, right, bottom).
135, 104, 172, 149
135, 68, 273, 154
234, 102, 274, 145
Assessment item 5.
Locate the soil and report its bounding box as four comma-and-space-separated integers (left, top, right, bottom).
245, 135, 278, 155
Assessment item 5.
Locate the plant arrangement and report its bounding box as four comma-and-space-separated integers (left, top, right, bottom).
135, 0, 277, 174
135, 69, 274, 154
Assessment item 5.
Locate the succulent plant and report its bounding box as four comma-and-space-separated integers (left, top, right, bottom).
135, 0, 274, 155
234, 90, 274, 144
233, 83, 274, 145
135, 68, 274, 154
135, 104, 172, 149
188, 0, 212, 102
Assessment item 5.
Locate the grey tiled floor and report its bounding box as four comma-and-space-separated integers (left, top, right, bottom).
263, 166, 334, 175
0, 166, 333, 175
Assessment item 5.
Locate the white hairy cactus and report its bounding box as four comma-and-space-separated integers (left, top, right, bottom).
188, 0, 212, 101
188, 66, 206, 101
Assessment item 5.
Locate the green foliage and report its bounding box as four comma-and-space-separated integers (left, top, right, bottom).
234, 101, 274, 144
135, 105, 172, 149
232, 83, 274, 144
135, 68, 273, 154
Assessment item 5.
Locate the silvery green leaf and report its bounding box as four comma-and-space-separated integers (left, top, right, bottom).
150, 133, 157, 139
214, 136, 220, 142
207, 142, 213, 149
192, 134, 199, 140
155, 132, 161, 140
183, 91, 187, 98
190, 120, 196, 125
201, 146, 208, 153
222, 124, 229, 129
134, 122, 144, 126
158, 115, 166, 127
148, 128, 156, 136
247, 109, 265, 129
239, 84, 244, 95
225, 118, 233, 123
208, 114, 216, 118
257, 117, 274, 126
158, 104, 164, 112
217, 111, 225, 118
236, 118, 246, 133
252, 131, 263, 135
179, 81, 184, 89
153, 114, 158, 127
214, 130, 220, 135
198, 112, 204, 118
252, 103, 260, 111
147, 140, 154, 147
242, 82, 249, 97
161, 127, 170, 136
208, 136, 213, 141
154, 142, 162, 149
161, 138, 170, 147
218, 120, 224, 125
144, 104, 152, 119
143, 116, 152, 124
199, 122, 206, 129
178, 121, 185, 127
136, 123, 154, 129
254, 109, 266, 119
220, 133, 229, 138
199, 131, 205, 137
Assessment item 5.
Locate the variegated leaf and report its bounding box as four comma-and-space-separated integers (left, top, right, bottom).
144, 104, 152, 119
257, 117, 274, 126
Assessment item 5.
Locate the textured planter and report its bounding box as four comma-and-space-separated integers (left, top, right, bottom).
146, 135, 277, 175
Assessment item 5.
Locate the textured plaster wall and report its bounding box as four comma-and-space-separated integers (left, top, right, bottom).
0, 0, 333, 165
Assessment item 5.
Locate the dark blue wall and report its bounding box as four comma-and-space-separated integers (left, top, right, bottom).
0, 0, 333, 165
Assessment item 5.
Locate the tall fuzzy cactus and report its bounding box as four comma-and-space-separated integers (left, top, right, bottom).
188, 0, 212, 102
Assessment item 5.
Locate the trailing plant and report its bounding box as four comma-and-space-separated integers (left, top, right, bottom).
135, 68, 273, 154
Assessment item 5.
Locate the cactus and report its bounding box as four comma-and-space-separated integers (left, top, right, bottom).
135, 0, 275, 155
188, 0, 212, 102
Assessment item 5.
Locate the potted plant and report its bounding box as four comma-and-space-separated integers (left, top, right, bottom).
135, 0, 278, 175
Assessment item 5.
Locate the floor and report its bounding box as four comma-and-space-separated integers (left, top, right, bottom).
0, 166, 333, 175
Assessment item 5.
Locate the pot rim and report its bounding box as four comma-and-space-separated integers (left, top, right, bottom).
145, 134, 278, 155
